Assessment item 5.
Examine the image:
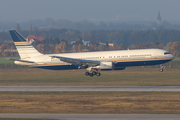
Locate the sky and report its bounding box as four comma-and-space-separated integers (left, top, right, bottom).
0, 0, 180, 22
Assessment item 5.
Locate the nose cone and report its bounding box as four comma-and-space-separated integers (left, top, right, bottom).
170, 54, 175, 60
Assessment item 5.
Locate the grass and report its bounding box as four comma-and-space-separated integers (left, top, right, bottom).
0, 67, 180, 86
0, 91, 180, 113
173, 57, 180, 61
0, 57, 20, 64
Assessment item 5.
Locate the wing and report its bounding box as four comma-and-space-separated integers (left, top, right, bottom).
51, 56, 100, 67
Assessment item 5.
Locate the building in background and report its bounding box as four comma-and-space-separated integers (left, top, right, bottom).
156, 11, 161, 25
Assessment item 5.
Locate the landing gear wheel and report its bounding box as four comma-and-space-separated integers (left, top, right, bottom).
85, 67, 101, 77
96, 72, 101, 76
92, 71, 97, 75
160, 64, 164, 72
89, 73, 94, 77
85, 72, 89, 76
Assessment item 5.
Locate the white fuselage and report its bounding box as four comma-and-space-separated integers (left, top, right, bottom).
15, 49, 174, 70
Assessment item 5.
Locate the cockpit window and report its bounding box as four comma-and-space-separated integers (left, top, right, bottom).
164, 52, 170, 55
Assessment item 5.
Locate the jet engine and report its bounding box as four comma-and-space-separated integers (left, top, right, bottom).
100, 62, 126, 71
100, 62, 113, 70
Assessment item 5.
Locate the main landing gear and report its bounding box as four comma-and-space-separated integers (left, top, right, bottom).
85, 71, 101, 77
160, 64, 165, 72
85, 67, 101, 77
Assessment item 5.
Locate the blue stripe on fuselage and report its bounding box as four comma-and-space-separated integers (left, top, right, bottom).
32, 64, 78, 70
115, 59, 172, 67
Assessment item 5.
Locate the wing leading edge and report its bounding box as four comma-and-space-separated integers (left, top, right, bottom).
51, 56, 100, 67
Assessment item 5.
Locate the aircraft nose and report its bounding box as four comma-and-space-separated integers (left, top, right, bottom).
171, 54, 175, 59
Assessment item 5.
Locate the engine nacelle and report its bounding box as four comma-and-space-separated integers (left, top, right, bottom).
100, 62, 126, 71
100, 62, 113, 70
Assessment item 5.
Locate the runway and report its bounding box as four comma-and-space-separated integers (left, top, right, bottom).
0, 113, 179, 120
1, 86, 180, 91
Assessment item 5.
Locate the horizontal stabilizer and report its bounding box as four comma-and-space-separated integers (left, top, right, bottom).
8, 58, 35, 63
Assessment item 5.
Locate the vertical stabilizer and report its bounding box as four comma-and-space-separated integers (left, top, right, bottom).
9, 30, 42, 59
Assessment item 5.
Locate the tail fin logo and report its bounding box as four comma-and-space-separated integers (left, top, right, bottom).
9, 30, 27, 42
9, 30, 42, 59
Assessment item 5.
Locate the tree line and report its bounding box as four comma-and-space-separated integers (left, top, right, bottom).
1, 29, 180, 45
0, 29, 180, 57
1, 37, 180, 57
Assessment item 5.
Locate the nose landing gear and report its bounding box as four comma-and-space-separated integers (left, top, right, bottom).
160, 64, 165, 72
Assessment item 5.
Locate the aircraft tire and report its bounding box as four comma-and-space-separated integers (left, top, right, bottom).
96, 72, 101, 76
92, 71, 97, 75
85, 72, 89, 76
89, 73, 94, 77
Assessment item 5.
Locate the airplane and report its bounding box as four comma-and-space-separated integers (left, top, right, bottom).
9, 30, 174, 77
